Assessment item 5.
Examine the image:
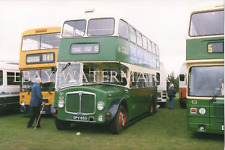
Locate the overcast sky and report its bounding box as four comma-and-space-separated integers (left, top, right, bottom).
0, 0, 223, 75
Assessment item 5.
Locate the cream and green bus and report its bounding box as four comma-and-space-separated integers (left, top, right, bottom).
53, 10, 160, 134
186, 3, 224, 134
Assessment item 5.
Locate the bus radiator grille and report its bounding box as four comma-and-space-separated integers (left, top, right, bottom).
66, 92, 96, 114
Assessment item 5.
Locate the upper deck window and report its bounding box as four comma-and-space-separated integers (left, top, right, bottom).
129, 25, 136, 43
88, 18, 115, 36
151, 43, 156, 54
189, 10, 224, 37
155, 45, 159, 56
136, 31, 143, 47
62, 20, 86, 37
22, 33, 60, 51
118, 20, 128, 39
148, 40, 152, 52
142, 36, 147, 50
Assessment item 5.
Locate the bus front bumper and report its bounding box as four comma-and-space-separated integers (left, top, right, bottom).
20, 105, 51, 114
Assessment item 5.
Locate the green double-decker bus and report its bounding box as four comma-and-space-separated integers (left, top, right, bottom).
52, 10, 160, 134
186, 3, 224, 134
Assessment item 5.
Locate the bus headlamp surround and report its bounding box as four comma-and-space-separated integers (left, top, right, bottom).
58, 100, 65, 108
98, 114, 104, 122
21, 100, 26, 106
199, 108, 206, 115
97, 101, 105, 111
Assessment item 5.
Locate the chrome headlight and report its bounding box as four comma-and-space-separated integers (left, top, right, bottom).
98, 114, 104, 122
199, 108, 206, 115
97, 101, 105, 111
58, 100, 65, 108
21, 100, 26, 106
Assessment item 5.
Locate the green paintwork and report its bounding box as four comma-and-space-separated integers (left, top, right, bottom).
186, 37, 224, 60
186, 34, 224, 134
58, 37, 127, 62
55, 35, 158, 128
55, 85, 157, 123
186, 98, 224, 134
57, 36, 158, 69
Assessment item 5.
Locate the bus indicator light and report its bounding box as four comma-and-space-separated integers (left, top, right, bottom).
190, 108, 197, 114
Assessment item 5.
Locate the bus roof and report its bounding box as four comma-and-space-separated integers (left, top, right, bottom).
190, 2, 224, 13
63, 9, 156, 44
22, 27, 61, 36
0, 62, 19, 70
66, 9, 126, 22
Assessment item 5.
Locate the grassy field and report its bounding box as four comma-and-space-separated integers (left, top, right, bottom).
0, 97, 223, 150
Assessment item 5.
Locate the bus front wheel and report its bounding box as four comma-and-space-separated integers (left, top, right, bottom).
110, 105, 128, 134
55, 117, 71, 130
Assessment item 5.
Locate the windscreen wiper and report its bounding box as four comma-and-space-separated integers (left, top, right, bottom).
61, 62, 71, 72
211, 84, 224, 101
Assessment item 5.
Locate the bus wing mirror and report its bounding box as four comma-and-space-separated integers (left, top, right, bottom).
51, 67, 57, 74
179, 74, 185, 81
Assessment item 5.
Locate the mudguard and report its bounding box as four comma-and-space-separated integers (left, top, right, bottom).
106, 97, 126, 123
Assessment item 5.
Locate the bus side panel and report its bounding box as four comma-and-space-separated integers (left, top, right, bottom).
0, 96, 19, 110
117, 38, 130, 63
128, 87, 153, 120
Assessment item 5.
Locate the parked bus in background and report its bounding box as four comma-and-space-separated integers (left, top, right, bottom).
0, 62, 20, 111
179, 63, 186, 108
19, 27, 61, 114
186, 3, 224, 134
52, 10, 160, 134
157, 62, 167, 107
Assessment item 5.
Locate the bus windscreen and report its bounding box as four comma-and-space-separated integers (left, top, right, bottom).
188, 66, 224, 97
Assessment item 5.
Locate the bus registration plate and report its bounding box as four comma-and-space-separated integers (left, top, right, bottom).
73, 116, 88, 121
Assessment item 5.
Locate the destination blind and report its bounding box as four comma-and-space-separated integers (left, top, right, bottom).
26, 53, 55, 64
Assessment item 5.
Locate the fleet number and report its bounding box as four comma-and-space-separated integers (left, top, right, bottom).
191, 100, 197, 105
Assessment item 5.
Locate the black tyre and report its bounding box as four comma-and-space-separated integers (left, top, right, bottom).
110, 105, 128, 134
55, 117, 71, 130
